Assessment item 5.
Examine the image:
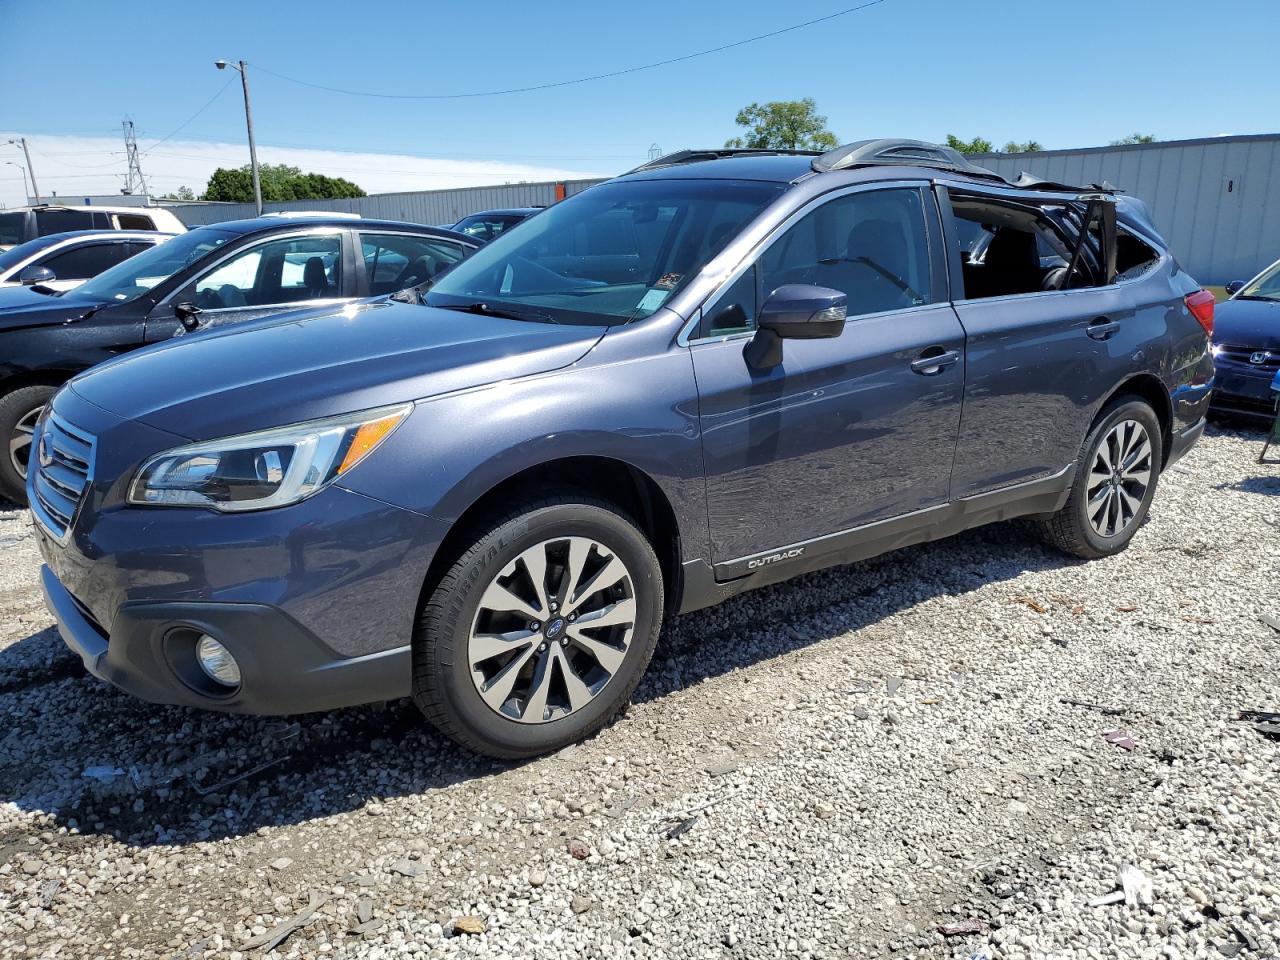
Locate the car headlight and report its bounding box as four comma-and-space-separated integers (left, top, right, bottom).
128, 403, 412, 511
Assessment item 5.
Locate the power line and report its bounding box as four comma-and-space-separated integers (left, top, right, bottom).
255, 0, 889, 100
141, 77, 235, 156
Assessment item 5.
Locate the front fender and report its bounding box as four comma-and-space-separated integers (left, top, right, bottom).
337, 320, 711, 564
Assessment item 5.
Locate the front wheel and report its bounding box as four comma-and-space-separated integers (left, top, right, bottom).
413, 498, 664, 759
1035, 397, 1163, 559
0, 384, 57, 506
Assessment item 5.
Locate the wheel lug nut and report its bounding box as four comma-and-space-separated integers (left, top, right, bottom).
550, 602, 558, 612
560, 638, 568, 646
538, 643, 546, 652
568, 613, 576, 622
529, 621, 540, 631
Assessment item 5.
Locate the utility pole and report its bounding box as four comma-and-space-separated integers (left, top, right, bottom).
7, 138, 40, 203
121, 118, 148, 197
215, 59, 263, 215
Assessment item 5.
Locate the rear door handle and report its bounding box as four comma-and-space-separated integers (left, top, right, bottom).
1086, 317, 1121, 340
911, 348, 961, 375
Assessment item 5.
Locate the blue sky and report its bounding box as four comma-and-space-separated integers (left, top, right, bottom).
4, 0, 1278, 204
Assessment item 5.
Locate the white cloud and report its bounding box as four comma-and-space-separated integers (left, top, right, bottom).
1, 132, 612, 207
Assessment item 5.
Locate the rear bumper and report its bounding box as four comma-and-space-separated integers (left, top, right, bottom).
42, 564, 411, 713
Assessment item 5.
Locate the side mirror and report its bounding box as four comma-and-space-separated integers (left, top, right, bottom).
20, 265, 56, 286
744, 284, 847, 368
174, 301, 203, 331
1225, 280, 1245, 297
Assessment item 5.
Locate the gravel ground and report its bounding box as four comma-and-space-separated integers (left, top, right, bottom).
1, 422, 1277, 960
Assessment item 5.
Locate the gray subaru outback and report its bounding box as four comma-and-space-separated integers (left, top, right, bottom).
31, 140, 1214, 758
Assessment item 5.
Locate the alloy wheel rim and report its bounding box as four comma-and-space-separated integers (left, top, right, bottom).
9, 405, 43, 480
1086, 419, 1152, 538
468, 536, 636, 724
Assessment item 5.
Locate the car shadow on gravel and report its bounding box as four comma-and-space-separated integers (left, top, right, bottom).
0, 522, 1072, 849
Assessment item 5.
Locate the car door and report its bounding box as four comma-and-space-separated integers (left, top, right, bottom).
144, 229, 351, 341
942, 186, 1133, 498
690, 184, 966, 565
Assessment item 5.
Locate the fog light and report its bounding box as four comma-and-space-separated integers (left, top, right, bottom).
195, 634, 241, 687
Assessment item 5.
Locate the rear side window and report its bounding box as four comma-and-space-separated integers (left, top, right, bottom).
1114, 227, 1161, 281
361, 233, 468, 296
117, 213, 156, 231
39, 242, 136, 281
35, 208, 94, 234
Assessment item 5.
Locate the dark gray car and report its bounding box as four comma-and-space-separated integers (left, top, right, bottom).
31, 140, 1215, 758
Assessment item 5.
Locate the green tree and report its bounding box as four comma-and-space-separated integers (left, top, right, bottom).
162, 185, 196, 201
945, 134, 995, 155
725, 98, 838, 151
1110, 133, 1157, 145
1001, 140, 1043, 154
203, 163, 366, 203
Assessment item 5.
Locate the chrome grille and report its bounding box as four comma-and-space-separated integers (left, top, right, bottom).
31, 414, 95, 542
1217, 344, 1280, 372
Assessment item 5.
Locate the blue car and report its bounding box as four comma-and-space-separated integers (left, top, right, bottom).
31, 140, 1214, 758
1212, 258, 1280, 419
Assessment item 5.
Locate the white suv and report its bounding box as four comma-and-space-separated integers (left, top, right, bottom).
0, 204, 186, 251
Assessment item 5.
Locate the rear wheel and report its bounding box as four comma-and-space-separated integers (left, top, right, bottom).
413, 498, 663, 758
0, 384, 57, 506
1035, 397, 1162, 559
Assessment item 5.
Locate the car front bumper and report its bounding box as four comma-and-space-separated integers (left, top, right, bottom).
1211, 364, 1279, 419
35, 480, 448, 715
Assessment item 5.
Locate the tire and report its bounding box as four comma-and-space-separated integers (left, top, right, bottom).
1035, 396, 1163, 559
0, 384, 57, 507
413, 497, 664, 759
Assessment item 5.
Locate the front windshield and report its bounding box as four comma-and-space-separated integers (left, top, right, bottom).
72, 227, 237, 303
1239, 260, 1280, 301
427, 179, 786, 325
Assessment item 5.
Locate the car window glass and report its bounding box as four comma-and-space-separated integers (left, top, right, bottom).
1240, 260, 1280, 300
1114, 226, 1160, 282
429, 180, 784, 326
454, 216, 521, 241
39, 242, 135, 280
759, 188, 934, 318
195, 234, 342, 309
705, 264, 758, 336
35, 208, 94, 234
0, 213, 24, 247
116, 213, 154, 230
361, 233, 467, 296
72, 228, 236, 302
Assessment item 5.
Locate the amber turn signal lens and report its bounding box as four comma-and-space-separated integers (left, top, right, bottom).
337, 412, 405, 476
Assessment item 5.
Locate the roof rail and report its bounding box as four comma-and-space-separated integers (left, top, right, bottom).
628, 147, 822, 174
812, 139, 1004, 178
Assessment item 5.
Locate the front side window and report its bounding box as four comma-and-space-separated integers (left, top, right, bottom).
194, 234, 343, 308
361, 233, 467, 296
38, 242, 136, 281
427, 179, 786, 326
453, 214, 524, 242
702, 188, 935, 338
72, 227, 237, 303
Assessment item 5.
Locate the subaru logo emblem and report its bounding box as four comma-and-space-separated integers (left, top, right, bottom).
1250, 351, 1269, 365
38, 434, 53, 469
545, 617, 566, 639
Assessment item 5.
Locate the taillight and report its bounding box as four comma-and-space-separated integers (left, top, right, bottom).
1185, 289, 1215, 337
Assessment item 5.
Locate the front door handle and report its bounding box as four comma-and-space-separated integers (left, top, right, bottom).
1086, 316, 1121, 340
911, 348, 961, 375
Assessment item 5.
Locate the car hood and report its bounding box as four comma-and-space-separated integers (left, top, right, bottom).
69, 299, 608, 440
0, 285, 104, 329
1214, 298, 1280, 350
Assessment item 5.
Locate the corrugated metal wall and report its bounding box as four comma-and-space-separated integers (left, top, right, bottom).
165, 178, 609, 228
975, 134, 1280, 284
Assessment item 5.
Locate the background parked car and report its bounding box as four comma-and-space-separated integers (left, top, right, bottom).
0, 215, 478, 503
0, 230, 174, 292
450, 207, 542, 242
0, 204, 185, 250
1211, 258, 1280, 419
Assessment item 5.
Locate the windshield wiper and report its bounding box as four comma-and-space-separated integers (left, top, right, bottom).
438, 301, 558, 324
1236, 294, 1278, 302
